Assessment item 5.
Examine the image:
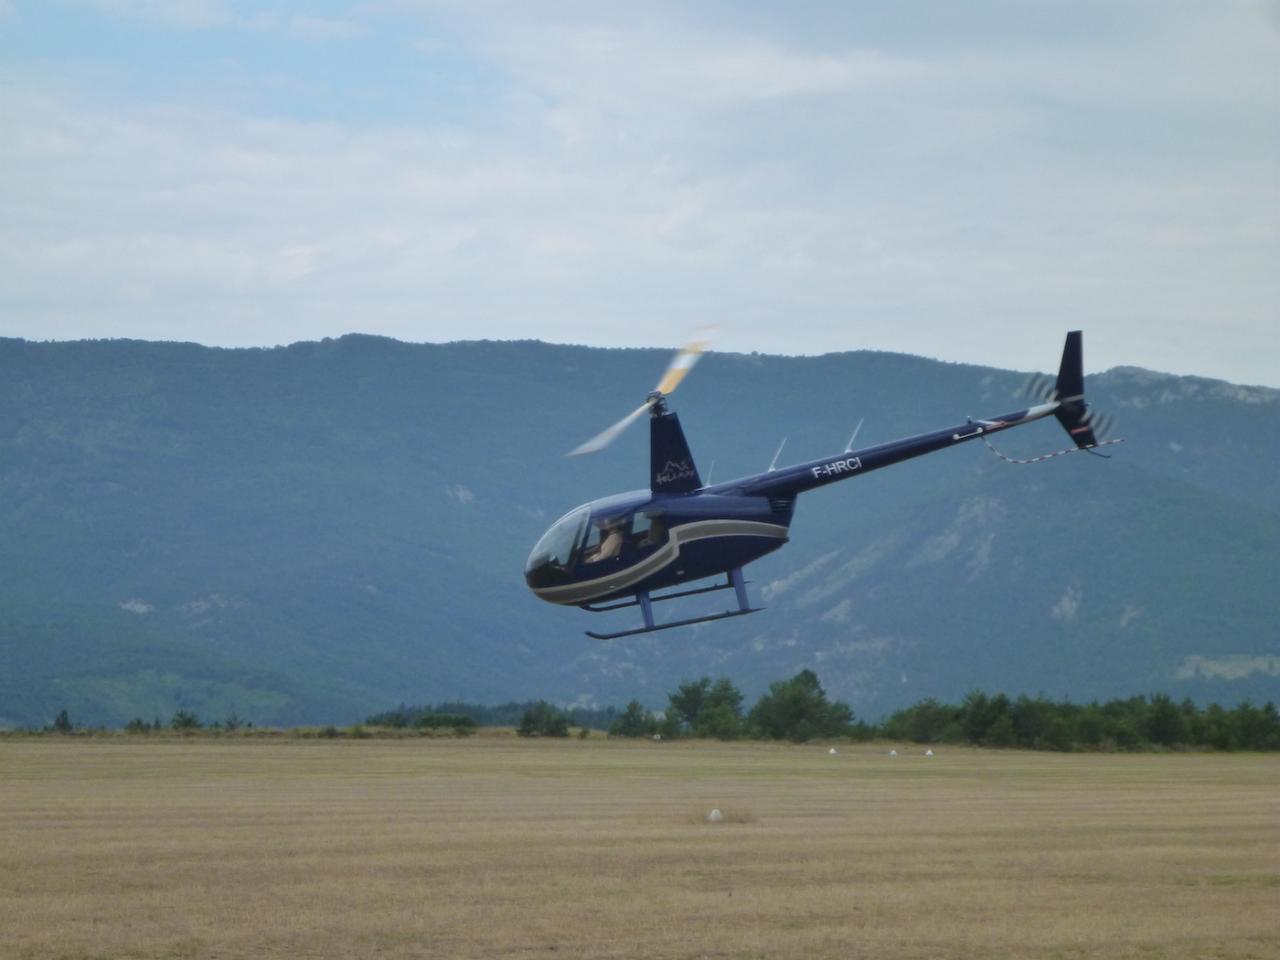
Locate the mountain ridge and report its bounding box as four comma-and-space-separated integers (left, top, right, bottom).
1, 334, 1275, 727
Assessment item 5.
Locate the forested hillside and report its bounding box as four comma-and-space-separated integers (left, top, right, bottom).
1, 335, 1276, 727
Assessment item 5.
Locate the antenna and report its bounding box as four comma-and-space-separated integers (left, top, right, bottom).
705, 460, 715, 485
768, 437, 787, 472
844, 418, 865, 453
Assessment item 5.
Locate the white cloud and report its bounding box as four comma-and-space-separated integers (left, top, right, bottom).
287, 14, 367, 42
71, 2, 368, 39
445, 483, 475, 504
1, 3, 1277, 385
486, 22, 930, 108
77, 0, 233, 29
1050, 585, 1082, 623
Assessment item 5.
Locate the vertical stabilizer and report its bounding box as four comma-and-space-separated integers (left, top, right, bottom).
650, 409, 702, 493
1052, 330, 1101, 448
1055, 330, 1085, 402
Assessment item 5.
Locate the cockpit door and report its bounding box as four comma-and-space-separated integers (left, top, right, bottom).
628, 510, 667, 553
577, 509, 668, 570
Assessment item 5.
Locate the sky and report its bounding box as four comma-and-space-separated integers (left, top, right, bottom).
1, 1, 1277, 385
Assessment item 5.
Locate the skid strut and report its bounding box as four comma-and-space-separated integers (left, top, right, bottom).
584, 568, 761, 640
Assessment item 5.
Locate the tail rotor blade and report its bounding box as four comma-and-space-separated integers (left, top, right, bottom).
1077, 406, 1116, 442
1022, 372, 1058, 404
567, 399, 654, 456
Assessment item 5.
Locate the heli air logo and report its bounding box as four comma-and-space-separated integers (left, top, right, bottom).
656, 459, 696, 485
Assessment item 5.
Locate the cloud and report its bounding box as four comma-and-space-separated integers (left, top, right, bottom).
71, 2, 369, 40
483, 21, 930, 107
287, 14, 367, 42
77, 0, 233, 29
1, 3, 1277, 385
1050, 585, 1082, 623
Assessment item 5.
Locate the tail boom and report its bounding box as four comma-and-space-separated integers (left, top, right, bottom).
721, 331, 1105, 500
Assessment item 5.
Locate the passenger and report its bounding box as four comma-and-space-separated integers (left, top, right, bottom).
637, 517, 665, 548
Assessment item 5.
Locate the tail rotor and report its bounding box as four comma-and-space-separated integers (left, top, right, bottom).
1081, 406, 1117, 443
1021, 371, 1059, 405
995, 331, 1124, 462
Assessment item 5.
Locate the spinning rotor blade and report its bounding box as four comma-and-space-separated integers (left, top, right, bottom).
1082, 408, 1117, 441
566, 334, 714, 457
653, 338, 709, 396
1019, 362, 1118, 445
567, 399, 654, 456
1021, 372, 1058, 404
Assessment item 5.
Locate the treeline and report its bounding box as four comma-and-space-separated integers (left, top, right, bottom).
24, 677, 1280, 751
365, 671, 859, 743
30, 708, 255, 735
366, 700, 620, 732
487, 675, 1280, 751
880, 691, 1280, 752
603, 670, 861, 743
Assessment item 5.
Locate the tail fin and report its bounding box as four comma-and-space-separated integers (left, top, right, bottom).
650, 408, 702, 493
1051, 331, 1102, 448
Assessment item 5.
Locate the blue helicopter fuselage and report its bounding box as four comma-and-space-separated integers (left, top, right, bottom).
525, 332, 1110, 638
525, 402, 1064, 608
524, 487, 793, 607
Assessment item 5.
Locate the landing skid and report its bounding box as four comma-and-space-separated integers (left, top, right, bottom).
583, 568, 761, 640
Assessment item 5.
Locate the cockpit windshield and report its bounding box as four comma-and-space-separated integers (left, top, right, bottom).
525, 494, 670, 591
524, 507, 589, 576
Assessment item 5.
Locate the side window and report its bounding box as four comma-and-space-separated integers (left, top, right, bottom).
582, 518, 626, 564
630, 511, 665, 550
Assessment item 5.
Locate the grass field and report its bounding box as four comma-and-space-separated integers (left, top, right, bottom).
2, 737, 1277, 960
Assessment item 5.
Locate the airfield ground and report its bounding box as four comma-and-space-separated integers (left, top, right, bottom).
1, 736, 1276, 960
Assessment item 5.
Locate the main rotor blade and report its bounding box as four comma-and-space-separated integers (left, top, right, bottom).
566, 331, 714, 457
567, 399, 654, 456
653, 337, 710, 397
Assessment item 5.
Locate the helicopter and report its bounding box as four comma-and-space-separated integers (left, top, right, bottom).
524, 331, 1117, 639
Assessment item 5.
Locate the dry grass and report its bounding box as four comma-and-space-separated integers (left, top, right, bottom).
1, 738, 1277, 960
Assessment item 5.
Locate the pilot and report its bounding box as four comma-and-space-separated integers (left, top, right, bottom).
596, 520, 624, 562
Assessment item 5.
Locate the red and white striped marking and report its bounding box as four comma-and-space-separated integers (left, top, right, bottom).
982, 434, 1126, 465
